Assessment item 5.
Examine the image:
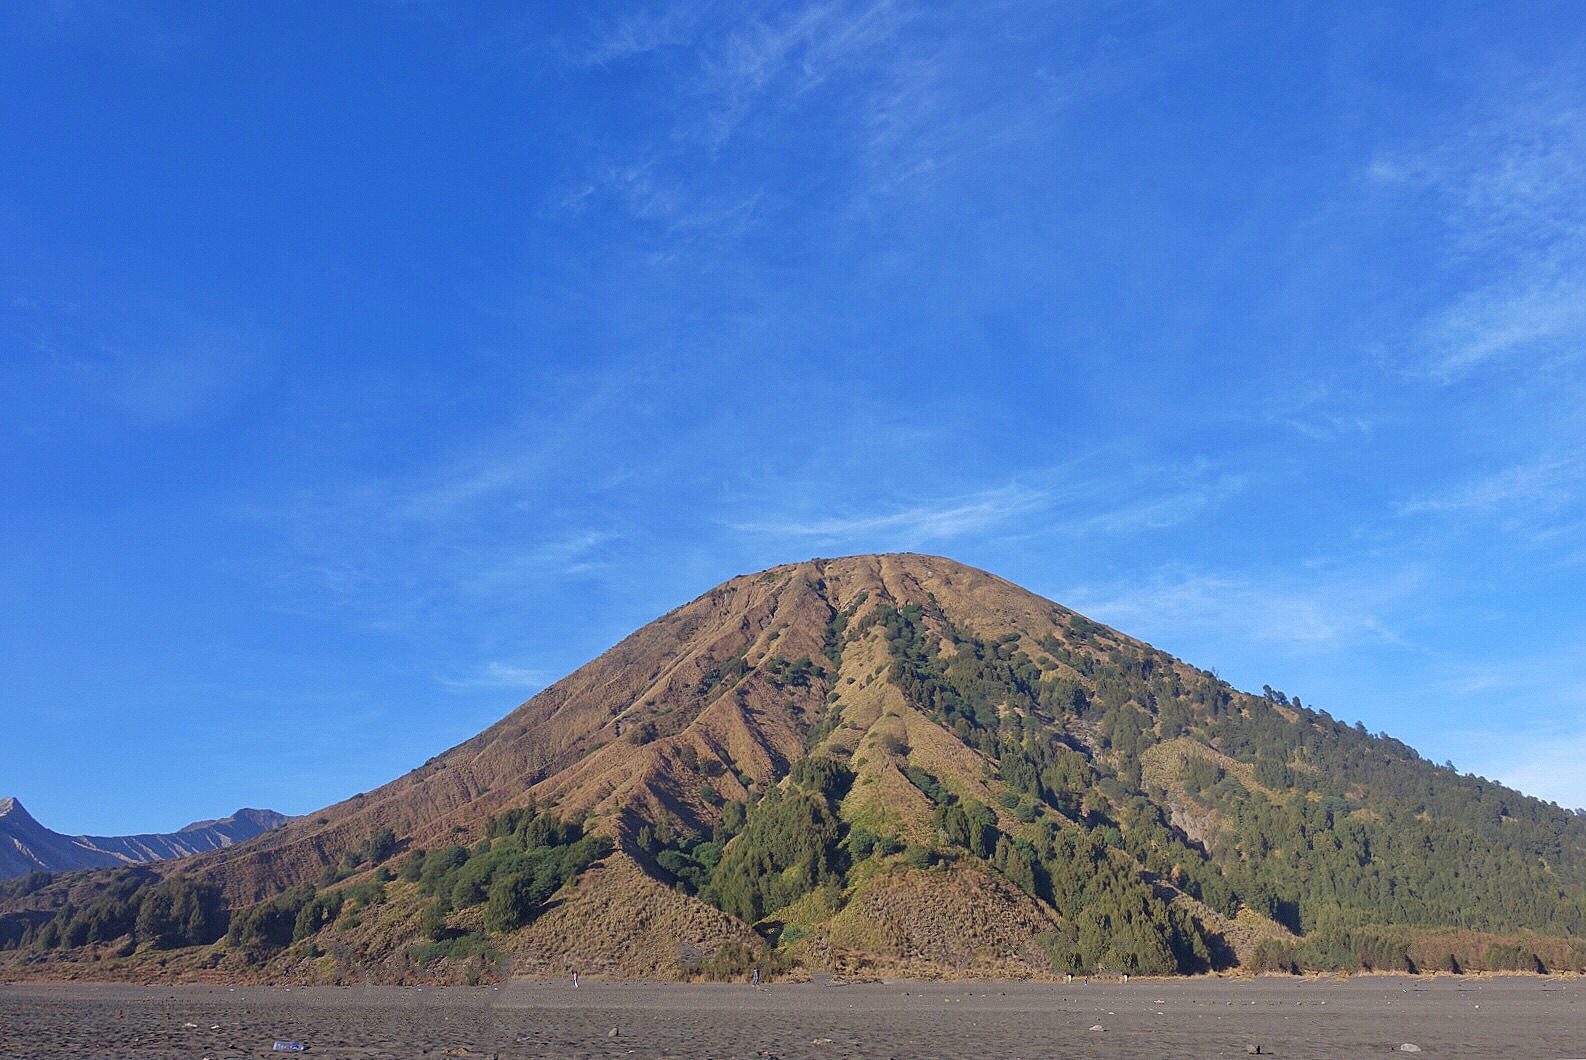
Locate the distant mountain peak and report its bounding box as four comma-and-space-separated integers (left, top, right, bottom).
0, 798, 288, 880
177, 807, 290, 834
0, 797, 35, 826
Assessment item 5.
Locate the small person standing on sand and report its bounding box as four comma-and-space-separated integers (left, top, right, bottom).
572, 969, 579, 989
752, 968, 761, 990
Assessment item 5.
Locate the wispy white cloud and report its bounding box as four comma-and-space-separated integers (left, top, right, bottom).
1398, 453, 1581, 516
1063, 564, 1415, 650
555, 0, 1240, 262
1420, 275, 1586, 383
1497, 745, 1586, 812
1492, 729, 1586, 812
1394, 450, 1586, 569
268, 506, 622, 631
733, 481, 1049, 541
1069, 472, 1246, 536
1438, 651, 1586, 809
574, 2, 712, 68
453, 530, 622, 599
76, 329, 261, 426
1431, 649, 1586, 704
573, 0, 900, 117
727, 457, 1248, 556
557, 0, 919, 244
561, 0, 1165, 243
1439, 721, 1586, 812
657, 0, 911, 149
435, 661, 550, 694
244, 361, 652, 631
1256, 379, 1377, 441
1371, 92, 1586, 382
5, 298, 265, 429
569, 159, 765, 241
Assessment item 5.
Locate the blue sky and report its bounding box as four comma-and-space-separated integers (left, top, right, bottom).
4, 2, 1585, 834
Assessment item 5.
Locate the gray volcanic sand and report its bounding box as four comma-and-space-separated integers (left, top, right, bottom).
1, 976, 1583, 1059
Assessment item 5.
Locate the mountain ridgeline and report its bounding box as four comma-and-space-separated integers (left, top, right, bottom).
0, 799, 287, 880
2, 555, 1583, 982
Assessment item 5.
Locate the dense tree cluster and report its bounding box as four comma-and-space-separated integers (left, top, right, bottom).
0, 868, 227, 953
704, 759, 852, 922
411, 806, 612, 935
1028, 823, 1215, 975
764, 655, 821, 689
346, 828, 399, 870
229, 883, 321, 951
858, 602, 1586, 974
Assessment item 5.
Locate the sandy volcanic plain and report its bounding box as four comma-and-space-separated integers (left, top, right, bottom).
1, 975, 1584, 1059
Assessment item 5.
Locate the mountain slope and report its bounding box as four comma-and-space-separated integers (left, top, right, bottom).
0, 798, 287, 879
3, 554, 1584, 980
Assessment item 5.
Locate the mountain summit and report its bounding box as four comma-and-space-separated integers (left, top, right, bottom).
3, 555, 1584, 980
